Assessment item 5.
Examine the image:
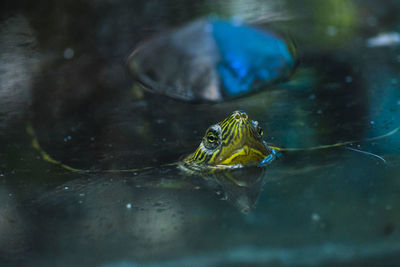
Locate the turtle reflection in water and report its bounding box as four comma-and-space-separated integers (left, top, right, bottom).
30, 111, 277, 213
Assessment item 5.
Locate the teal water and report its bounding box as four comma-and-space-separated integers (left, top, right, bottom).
1, 0, 400, 266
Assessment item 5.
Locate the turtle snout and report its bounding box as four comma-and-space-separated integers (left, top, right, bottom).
232, 110, 248, 121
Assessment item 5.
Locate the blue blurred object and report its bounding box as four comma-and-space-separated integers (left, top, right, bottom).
128, 17, 296, 101
212, 19, 295, 96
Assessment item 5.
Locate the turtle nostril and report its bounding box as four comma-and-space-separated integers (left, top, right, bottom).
233, 111, 248, 120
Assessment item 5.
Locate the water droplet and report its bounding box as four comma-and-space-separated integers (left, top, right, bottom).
345, 76, 353, 83
311, 213, 320, 222
326, 26, 337, 36
64, 48, 74, 59
90, 137, 95, 141
370, 121, 375, 125
317, 109, 323, 115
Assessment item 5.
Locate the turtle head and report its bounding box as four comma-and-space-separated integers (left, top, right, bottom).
183, 110, 276, 171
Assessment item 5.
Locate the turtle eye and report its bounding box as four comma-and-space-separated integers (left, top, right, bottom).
203, 126, 221, 150
207, 131, 218, 143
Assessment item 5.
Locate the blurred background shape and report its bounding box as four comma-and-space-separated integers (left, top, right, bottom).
128, 17, 296, 101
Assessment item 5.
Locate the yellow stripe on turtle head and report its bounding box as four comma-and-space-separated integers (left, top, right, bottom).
183, 110, 275, 170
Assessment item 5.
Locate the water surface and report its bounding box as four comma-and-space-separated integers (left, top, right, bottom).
1, 0, 400, 266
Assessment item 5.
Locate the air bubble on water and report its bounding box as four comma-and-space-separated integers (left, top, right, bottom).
317, 109, 323, 115
397, 100, 400, 105
345, 76, 353, 83
79, 193, 85, 197
90, 137, 95, 141
162, 137, 167, 142
309, 94, 316, 100
67, 136, 72, 140
64, 48, 74, 59
126, 203, 132, 209
311, 213, 321, 222
326, 26, 337, 36
0, 173, 4, 177
64, 186, 69, 190
391, 78, 398, 84
370, 121, 375, 125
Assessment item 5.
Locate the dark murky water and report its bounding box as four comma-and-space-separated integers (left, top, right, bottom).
1, 0, 400, 266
